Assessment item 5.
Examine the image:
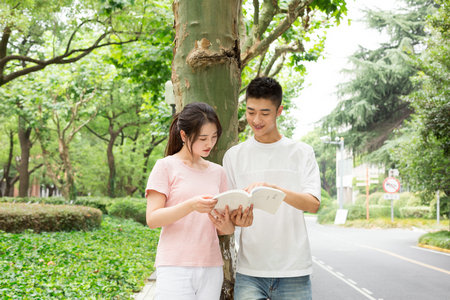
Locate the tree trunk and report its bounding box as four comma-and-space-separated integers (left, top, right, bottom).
172, 1, 241, 298
59, 140, 76, 200
107, 129, 119, 198
1, 130, 14, 197
18, 115, 32, 197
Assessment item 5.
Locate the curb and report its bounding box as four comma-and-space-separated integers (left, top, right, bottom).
418, 243, 450, 254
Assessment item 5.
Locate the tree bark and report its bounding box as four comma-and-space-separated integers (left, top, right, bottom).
1, 130, 14, 196
172, 1, 241, 298
18, 115, 32, 197
107, 128, 119, 198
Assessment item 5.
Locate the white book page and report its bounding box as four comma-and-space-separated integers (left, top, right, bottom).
250, 187, 285, 214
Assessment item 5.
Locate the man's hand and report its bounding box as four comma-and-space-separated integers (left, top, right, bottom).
230, 204, 253, 227
244, 182, 275, 193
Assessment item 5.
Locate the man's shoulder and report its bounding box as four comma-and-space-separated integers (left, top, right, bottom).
224, 139, 252, 156
279, 137, 314, 153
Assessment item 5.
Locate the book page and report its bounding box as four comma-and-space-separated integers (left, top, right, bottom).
213, 189, 251, 213
250, 187, 285, 214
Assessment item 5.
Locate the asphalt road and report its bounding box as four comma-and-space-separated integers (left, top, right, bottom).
306, 216, 450, 300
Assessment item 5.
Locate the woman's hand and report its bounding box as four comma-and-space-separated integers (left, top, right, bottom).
209, 206, 234, 235
230, 204, 253, 227
190, 195, 217, 213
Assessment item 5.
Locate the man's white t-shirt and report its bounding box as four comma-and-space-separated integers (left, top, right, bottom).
223, 136, 321, 278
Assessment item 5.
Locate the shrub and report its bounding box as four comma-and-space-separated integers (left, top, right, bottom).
0, 203, 102, 233
108, 199, 147, 225
419, 230, 450, 250
317, 206, 337, 224
400, 206, 431, 219
0, 216, 160, 299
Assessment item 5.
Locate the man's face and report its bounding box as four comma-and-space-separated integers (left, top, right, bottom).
246, 97, 283, 143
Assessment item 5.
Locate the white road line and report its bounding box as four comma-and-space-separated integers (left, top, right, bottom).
312, 256, 377, 300
411, 246, 450, 257
362, 288, 373, 295
348, 279, 357, 285
359, 244, 450, 275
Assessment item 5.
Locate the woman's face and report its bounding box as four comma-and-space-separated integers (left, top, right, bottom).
189, 122, 218, 158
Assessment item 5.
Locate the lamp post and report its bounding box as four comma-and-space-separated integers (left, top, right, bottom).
321, 136, 345, 209
164, 80, 176, 115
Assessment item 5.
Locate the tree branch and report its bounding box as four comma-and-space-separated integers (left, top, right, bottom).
253, 0, 260, 26
241, 0, 312, 66
0, 36, 138, 86
262, 41, 305, 76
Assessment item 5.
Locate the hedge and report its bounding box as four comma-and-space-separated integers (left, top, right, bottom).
0, 203, 102, 233
400, 206, 431, 219
108, 199, 147, 225
0, 197, 148, 230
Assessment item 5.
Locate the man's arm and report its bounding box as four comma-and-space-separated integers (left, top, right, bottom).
244, 182, 320, 213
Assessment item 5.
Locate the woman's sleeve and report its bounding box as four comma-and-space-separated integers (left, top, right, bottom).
145, 160, 170, 198
219, 167, 229, 193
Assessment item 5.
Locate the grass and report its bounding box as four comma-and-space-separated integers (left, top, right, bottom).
341, 218, 449, 231
0, 216, 160, 299
419, 231, 450, 250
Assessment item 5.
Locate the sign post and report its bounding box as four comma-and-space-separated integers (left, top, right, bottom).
383, 177, 401, 222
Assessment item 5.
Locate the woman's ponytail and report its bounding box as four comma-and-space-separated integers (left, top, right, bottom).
165, 113, 183, 156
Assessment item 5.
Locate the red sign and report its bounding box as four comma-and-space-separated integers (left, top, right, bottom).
383, 177, 401, 193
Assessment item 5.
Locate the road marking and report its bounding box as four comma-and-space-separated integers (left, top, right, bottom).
312, 256, 377, 300
362, 288, 373, 295
348, 279, 357, 285
359, 244, 450, 275
412, 245, 450, 256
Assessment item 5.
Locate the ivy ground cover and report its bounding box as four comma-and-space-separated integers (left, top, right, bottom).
0, 216, 159, 299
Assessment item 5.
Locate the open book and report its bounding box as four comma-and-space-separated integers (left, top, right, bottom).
213, 186, 285, 215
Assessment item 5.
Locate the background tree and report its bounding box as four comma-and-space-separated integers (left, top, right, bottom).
301, 127, 337, 196
322, 0, 436, 154
0, 0, 156, 86
389, 0, 449, 216
35, 64, 98, 201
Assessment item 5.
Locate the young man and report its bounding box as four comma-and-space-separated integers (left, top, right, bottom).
223, 77, 321, 299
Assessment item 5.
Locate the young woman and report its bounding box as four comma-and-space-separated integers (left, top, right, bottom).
145, 102, 234, 300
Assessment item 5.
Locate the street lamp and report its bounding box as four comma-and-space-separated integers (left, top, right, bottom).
164, 80, 176, 115
321, 136, 345, 209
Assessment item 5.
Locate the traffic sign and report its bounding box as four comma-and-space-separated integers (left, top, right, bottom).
383, 193, 400, 200
383, 177, 401, 193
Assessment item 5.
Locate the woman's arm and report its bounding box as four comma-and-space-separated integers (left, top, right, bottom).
146, 190, 218, 228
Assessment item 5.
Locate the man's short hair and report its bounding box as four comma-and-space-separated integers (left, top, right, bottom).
246, 77, 282, 107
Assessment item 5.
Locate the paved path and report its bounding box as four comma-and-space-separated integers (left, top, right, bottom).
134, 272, 156, 300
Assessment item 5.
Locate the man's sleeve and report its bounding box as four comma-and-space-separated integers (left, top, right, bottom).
302, 148, 321, 201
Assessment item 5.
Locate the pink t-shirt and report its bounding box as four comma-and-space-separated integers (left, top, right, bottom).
146, 155, 228, 267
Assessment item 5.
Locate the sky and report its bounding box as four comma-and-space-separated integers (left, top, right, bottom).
292, 0, 403, 139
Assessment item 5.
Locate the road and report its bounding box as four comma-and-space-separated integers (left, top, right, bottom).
306, 216, 450, 300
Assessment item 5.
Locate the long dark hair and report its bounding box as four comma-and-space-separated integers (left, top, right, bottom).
165, 102, 222, 156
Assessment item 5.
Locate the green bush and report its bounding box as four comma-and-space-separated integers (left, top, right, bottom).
400, 206, 431, 219
347, 205, 366, 220
108, 199, 147, 225
0, 216, 160, 299
0, 203, 102, 233
317, 206, 337, 223
429, 194, 450, 219
0, 196, 145, 215
419, 230, 450, 250
318, 189, 335, 212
